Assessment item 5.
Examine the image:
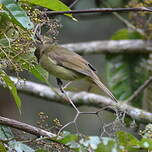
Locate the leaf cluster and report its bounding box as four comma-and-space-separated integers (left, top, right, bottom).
1, 127, 152, 152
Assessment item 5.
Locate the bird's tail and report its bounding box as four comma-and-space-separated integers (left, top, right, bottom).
91, 73, 118, 103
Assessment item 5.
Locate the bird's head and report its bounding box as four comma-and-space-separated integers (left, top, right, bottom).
34, 35, 53, 63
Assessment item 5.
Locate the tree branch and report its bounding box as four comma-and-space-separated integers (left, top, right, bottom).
69, 0, 80, 8
127, 76, 152, 104
0, 116, 56, 138
61, 40, 152, 55
47, 7, 152, 15
1, 77, 152, 123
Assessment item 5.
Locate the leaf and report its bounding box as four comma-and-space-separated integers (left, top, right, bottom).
0, 125, 34, 152
0, 143, 7, 152
17, 48, 49, 83
59, 131, 79, 144
22, 63, 49, 83
0, 70, 21, 111
0, 38, 9, 46
95, 138, 118, 152
0, 10, 11, 36
140, 138, 152, 150
116, 131, 139, 148
1, 0, 34, 29
80, 136, 101, 150
57, 131, 82, 150
106, 28, 148, 104
0, 125, 14, 140
111, 29, 144, 40
25, 0, 73, 19
8, 141, 34, 152
106, 55, 133, 100
30, 65, 49, 82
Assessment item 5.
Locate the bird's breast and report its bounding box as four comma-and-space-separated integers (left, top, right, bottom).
39, 54, 84, 81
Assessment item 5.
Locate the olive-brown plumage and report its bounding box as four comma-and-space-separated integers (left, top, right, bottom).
35, 44, 118, 103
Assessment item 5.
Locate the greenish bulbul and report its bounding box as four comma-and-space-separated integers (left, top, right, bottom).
34, 44, 118, 103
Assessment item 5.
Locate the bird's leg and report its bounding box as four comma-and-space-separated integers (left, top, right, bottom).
56, 78, 79, 113
56, 78, 72, 92
56, 78, 64, 93
63, 81, 72, 89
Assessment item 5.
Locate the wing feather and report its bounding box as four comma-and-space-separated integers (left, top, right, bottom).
47, 46, 94, 77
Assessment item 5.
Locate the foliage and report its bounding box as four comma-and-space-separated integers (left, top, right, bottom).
105, 0, 151, 106
1, 0, 33, 29
106, 28, 148, 106
24, 0, 74, 19
0, 0, 75, 150
0, 70, 21, 110
0, 127, 152, 152
0, 0, 66, 110
128, 0, 152, 111
53, 129, 152, 151
128, 0, 152, 40
0, 125, 34, 151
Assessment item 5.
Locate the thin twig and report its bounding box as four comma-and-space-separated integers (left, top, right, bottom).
47, 7, 152, 15
4, 33, 11, 48
103, 2, 145, 36
126, 76, 152, 104
58, 121, 74, 135
113, 12, 144, 35
59, 112, 80, 135
57, 90, 80, 135
69, 0, 80, 8
0, 48, 18, 70
64, 91, 79, 113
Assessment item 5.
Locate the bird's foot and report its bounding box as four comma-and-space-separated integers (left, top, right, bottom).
56, 78, 64, 93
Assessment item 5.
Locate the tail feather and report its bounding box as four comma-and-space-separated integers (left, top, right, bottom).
92, 76, 118, 103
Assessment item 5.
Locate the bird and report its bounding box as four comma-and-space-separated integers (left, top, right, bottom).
34, 43, 118, 103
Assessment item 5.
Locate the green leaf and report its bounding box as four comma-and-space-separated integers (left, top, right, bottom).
0, 125, 14, 140
95, 138, 118, 152
59, 131, 78, 144
57, 131, 81, 150
30, 65, 49, 82
0, 125, 34, 152
0, 38, 9, 46
140, 138, 152, 150
0, 11, 11, 37
0, 70, 21, 111
8, 141, 34, 152
0, 143, 7, 152
22, 63, 49, 83
106, 28, 148, 104
17, 48, 49, 83
106, 55, 133, 100
1, 0, 34, 29
58, 132, 108, 151
80, 136, 101, 150
25, 0, 73, 19
111, 29, 144, 40
116, 131, 139, 148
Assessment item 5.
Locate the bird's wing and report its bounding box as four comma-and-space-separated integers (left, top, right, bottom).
47, 46, 96, 77
47, 46, 118, 102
